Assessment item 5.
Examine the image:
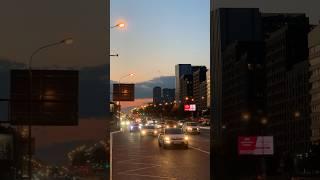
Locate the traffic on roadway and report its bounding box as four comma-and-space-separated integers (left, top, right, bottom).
112, 117, 210, 180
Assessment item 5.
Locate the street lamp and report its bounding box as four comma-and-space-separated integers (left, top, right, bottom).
294, 111, 301, 118
29, 38, 73, 69
117, 73, 135, 129
27, 38, 73, 180
110, 23, 125, 29
241, 112, 251, 122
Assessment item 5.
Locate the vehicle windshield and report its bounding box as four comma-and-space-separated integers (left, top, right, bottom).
186, 122, 198, 126
165, 128, 183, 134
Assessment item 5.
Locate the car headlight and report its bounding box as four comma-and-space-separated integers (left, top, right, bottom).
154, 130, 158, 134
166, 125, 169, 128
141, 130, 146, 134
164, 136, 170, 141
187, 127, 192, 131
121, 121, 125, 125
126, 121, 130, 125
184, 136, 189, 140
173, 125, 177, 128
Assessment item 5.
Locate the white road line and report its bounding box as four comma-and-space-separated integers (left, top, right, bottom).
120, 165, 160, 173
110, 130, 122, 180
124, 162, 161, 166
118, 172, 175, 179
189, 145, 210, 155
116, 156, 154, 163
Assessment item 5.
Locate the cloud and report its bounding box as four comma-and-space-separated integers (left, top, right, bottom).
0, 61, 175, 119
111, 75, 175, 99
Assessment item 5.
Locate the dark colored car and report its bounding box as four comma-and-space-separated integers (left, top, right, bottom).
165, 120, 178, 128
129, 123, 140, 132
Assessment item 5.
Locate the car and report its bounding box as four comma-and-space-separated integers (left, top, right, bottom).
157, 122, 166, 128
177, 120, 186, 127
165, 120, 178, 128
140, 125, 159, 136
129, 123, 140, 132
182, 122, 200, 134
158, 128, 188, 149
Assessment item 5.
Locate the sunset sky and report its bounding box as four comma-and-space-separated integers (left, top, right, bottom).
110, 0, 210, 83
0, 0, 320, 165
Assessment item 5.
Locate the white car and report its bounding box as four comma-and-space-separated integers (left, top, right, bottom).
182, 122, 200, 134
140, 125, 159, 136
158, 128, 188, 149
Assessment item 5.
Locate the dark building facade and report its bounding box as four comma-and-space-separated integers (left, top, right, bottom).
211, 8, 312, 178
175, 64, 192, 102
222, 41, 266, 135
153, 86, 162, 105
193, 66, 207, 114
309, 25, 320, 144
265, 14, 310, 156
180, 75, 193, 104
162, 88, 175, 103
212, 8, 263, 141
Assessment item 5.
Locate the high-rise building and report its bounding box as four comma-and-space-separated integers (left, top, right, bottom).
265, 14, 310, 155
180, 74, 193, 104
162, 88, 175, 103
153, 87, 162, 105
309, 25, 320, 144
211, 8, 312, 178
222, 41, 266, 135
175, 64, 192, 102
211, 8, 263, 149
193, 66, 207, 114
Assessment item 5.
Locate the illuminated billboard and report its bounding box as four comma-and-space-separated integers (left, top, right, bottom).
238, 136, 274, 155
113, 83, 135, 101
10, 70, 78, 126
184, 104, 196, 112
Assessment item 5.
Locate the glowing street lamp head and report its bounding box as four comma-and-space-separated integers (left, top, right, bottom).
129, 73, 134, 77
118, 23, 125, 28
61, 38, 73, 45
261, 118, 268, 125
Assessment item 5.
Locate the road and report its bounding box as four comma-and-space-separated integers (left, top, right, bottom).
112, 127, 210, 180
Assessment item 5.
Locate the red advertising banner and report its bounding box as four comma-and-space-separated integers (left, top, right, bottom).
238, 136, 274, 155
184, 104, 196, 111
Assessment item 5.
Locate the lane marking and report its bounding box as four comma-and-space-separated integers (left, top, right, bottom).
189, 145, 210, 155
122, 162, 161, 166
110, 130, 122, 180
118, 172, 175, 179
120, 165, 160, 173
116, 156, 154, 163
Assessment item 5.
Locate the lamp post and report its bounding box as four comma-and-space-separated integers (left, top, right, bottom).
260, 117, 268, 180
110, 21, 127, 180
117, 73, 134, 129
110, 54, 119, 57
27, 38, 73, 180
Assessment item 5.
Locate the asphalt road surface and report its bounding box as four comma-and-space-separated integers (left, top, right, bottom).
112, 128, 210, 180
